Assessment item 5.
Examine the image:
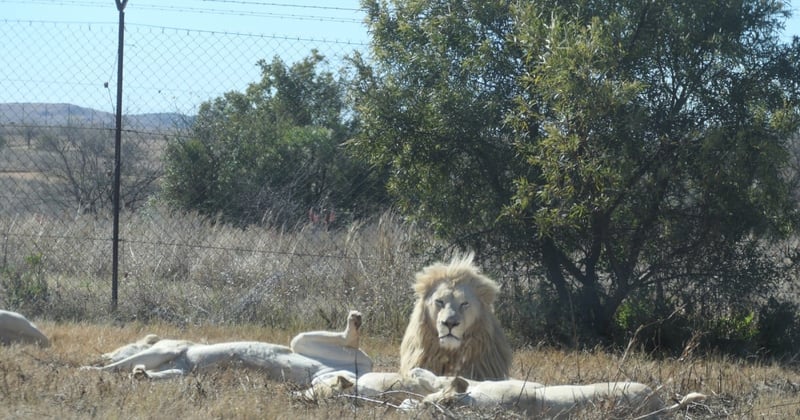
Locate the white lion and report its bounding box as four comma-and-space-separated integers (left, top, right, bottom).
85, 310, 372, 383
101, 333, 161, 363
0, 309, 50, 347
302, 367, 456, 402
302, 367, 705, 418
399, 253, 512, 380
291, 310, 363, 362
305, 367, 543, 405
418, 376, 706, 419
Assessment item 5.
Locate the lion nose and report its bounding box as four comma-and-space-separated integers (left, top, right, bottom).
442, 318, 460, 330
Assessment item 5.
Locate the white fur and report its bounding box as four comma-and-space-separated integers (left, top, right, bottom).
89, 338, 194, 375
0, 309, 50, 347
400, 254, 512, 380
102, 334, 161, 362
305, 368, 705, 419
305, 367, 456, 402
86, 312, 373, 384
420, 377, 705, 419
305, 367, 543, 405
291, 310, 364, 365
87, 338, 372, 384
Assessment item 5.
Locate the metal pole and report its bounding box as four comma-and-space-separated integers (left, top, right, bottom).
111, 0, 128, 312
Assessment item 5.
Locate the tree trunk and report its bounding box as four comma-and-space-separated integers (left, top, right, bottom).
541, 239, 573, 314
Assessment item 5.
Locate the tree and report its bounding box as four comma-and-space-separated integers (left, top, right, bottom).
38, 121, 160, 214
350, 0, 526, 248
353, 0, 800, 342
162, 52, 388, 227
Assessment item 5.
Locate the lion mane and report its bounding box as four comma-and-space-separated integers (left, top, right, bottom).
399, 253, 512, 380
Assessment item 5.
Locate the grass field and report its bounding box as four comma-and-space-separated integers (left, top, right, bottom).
1, 320, 798, 419
1, 193, 799, 418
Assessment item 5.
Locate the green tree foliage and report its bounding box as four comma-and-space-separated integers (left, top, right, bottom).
351, 0, 527, 249
1, 253, 49, 317
162, 52, 388, 226
354, 0, 800, 343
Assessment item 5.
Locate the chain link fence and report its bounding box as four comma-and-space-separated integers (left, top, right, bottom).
0, 14, 439, 332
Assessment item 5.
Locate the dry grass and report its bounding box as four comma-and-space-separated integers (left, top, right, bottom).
1, 320, 798, 419
1, 210, 436, 335
2, 210, 800, 418
510, 346, 800, 419
0, 321, 408, 420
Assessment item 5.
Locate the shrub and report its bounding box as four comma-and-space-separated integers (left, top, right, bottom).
1, 253, 50, 316
612, 295, 694, 355
756, 297, 800, 359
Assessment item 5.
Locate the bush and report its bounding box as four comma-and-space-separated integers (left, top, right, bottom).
612, 295, 694, 355
756, 297, 800, 359
162, 53, 389, 228
1, 253, 50, 316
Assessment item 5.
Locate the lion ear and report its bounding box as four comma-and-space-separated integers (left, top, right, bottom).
450, 252, 500, 307
412, 262, 448, 298
449, 377, 469, 394
471, 277, 501, 307
336, 375, 354, 390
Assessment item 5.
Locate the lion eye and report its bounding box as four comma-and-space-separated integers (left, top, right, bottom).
435, 299, 444, 308
460, 302, 470, 309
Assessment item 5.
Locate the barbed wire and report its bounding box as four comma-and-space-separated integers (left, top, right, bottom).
0, 10, 391, 315
1, 231, 415, 262
199, 0, 361, 11
0, 0, 362, 12
1, 19, 369, 45
126, 22, 370, 44
1, 18, 369, 116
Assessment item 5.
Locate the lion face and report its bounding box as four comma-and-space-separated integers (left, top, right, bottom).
400, 253, 512, 380
426, 282, 479, 350
347, 310, 363, 331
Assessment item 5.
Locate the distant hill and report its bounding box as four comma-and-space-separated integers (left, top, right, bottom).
0, 103, 194, 131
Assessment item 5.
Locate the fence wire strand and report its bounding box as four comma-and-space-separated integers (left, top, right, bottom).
0, 12, 431, 326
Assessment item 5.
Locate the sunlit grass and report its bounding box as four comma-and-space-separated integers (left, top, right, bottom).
0, 321, 797, 419
2, 210, 800, 418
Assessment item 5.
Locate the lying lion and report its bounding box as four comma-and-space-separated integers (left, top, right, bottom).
302, 367, 466, 403
400, 253, 512, 380
305, 368, 704, 418
85, 310, 372, 384
101, 333, 161, 363
418, 376, 706, 419
304, 367, 545, 406
291, 310, 363, 358
0, 309, 50, 347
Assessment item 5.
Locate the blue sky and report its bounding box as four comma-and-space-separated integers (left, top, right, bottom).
2, 1, 370, 114
3, 1, 370, 42
5, 0, 796, 42
2, 0, 799, 114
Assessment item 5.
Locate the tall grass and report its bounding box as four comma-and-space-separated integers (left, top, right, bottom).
0, 209, 441, 337
1, 210, 800, 417
1, 321, 799, 419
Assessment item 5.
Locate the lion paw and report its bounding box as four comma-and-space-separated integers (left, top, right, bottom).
130, 364, 150, 380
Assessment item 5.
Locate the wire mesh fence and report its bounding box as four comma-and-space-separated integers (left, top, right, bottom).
0, 12, 436, 330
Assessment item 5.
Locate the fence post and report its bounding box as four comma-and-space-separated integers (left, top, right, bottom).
111, 0, 128, 313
